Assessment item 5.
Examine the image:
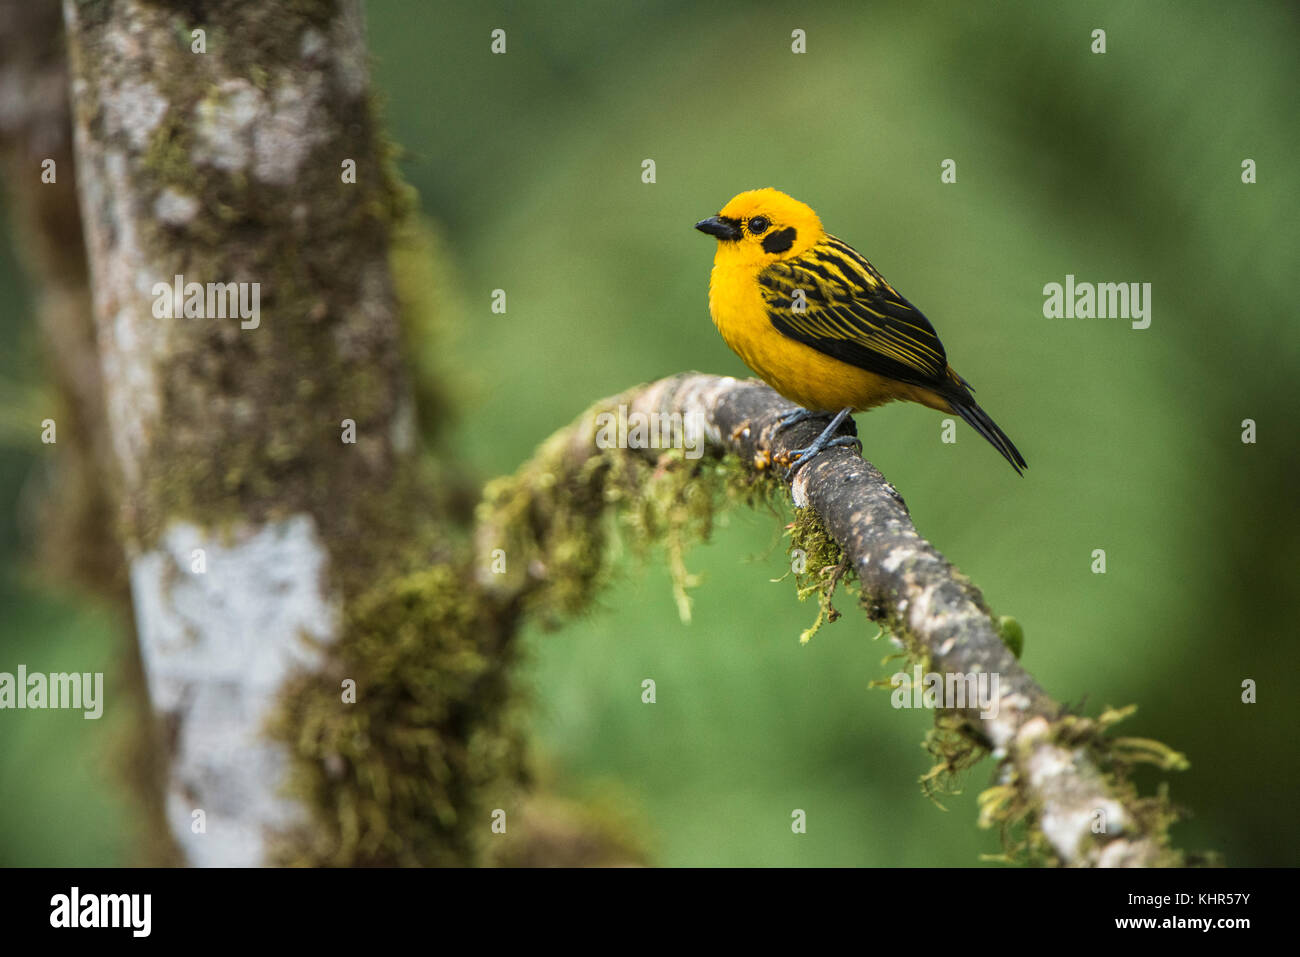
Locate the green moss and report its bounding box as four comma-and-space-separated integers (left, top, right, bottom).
159, 2, 340, 79
785, 506, 856, 644
476, 427, 614, 625
268, 562, 526, 866
920, 713, 988, 810
477, 397, 775, 628
142, 107, 202, 198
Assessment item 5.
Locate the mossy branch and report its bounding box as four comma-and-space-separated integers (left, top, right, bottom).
476, 372, 1192, 867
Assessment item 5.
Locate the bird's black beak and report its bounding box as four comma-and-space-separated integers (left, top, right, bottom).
694, 215, 742, 241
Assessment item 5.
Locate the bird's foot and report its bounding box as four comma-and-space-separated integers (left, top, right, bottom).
759, 408, 818, 472
777, 435, 862, 476
766, 407, 832, 465
773, 407, 860, 479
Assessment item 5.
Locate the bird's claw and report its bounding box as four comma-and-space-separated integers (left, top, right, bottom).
779, 435, 862, 479
770, 406, 859, 477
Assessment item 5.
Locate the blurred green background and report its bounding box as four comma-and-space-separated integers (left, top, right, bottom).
2, 0, 1297, 866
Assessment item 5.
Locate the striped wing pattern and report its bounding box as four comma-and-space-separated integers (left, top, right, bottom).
756, 236, 952, 391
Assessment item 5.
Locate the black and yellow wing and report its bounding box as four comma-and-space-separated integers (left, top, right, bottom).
757, 234, 1028, 473
755, 235, 952, 392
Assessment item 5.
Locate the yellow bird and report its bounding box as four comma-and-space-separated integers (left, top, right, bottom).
696, 188, 1026, 475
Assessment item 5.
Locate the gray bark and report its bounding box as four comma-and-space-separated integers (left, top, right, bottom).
61, 0, 413, 865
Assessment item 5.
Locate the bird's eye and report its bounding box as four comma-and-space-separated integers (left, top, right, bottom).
747, 216, 770, 234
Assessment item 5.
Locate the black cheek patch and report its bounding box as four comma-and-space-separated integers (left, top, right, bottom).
762, 226, 797, 254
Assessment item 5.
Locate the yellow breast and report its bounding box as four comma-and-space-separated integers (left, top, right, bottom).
708, 263, 941, 414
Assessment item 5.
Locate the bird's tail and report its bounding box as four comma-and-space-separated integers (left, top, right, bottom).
946, 392, 1027, 475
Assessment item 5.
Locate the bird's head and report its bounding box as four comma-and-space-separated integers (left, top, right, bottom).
695, 188, 823, 267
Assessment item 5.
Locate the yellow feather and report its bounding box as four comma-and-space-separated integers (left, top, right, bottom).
697, 188, 1027, 473
705, 190, 947, 412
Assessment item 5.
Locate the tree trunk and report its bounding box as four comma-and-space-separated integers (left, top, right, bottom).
61, 0, 455, 866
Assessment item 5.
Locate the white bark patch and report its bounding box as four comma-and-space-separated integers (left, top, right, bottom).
154, 187, 200, 225
193, 79, 263, 173
881, 546, 912, 573
103, 77, 167, 150
328, 2, 371, 97
253, 77, 326, 185
989, 693, 1032, 746
791, 473, 811, 508
192, 74, 328, 185
130, 515, 339, 866
1025, 743, 1130, 861
299, 28, 328, 61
